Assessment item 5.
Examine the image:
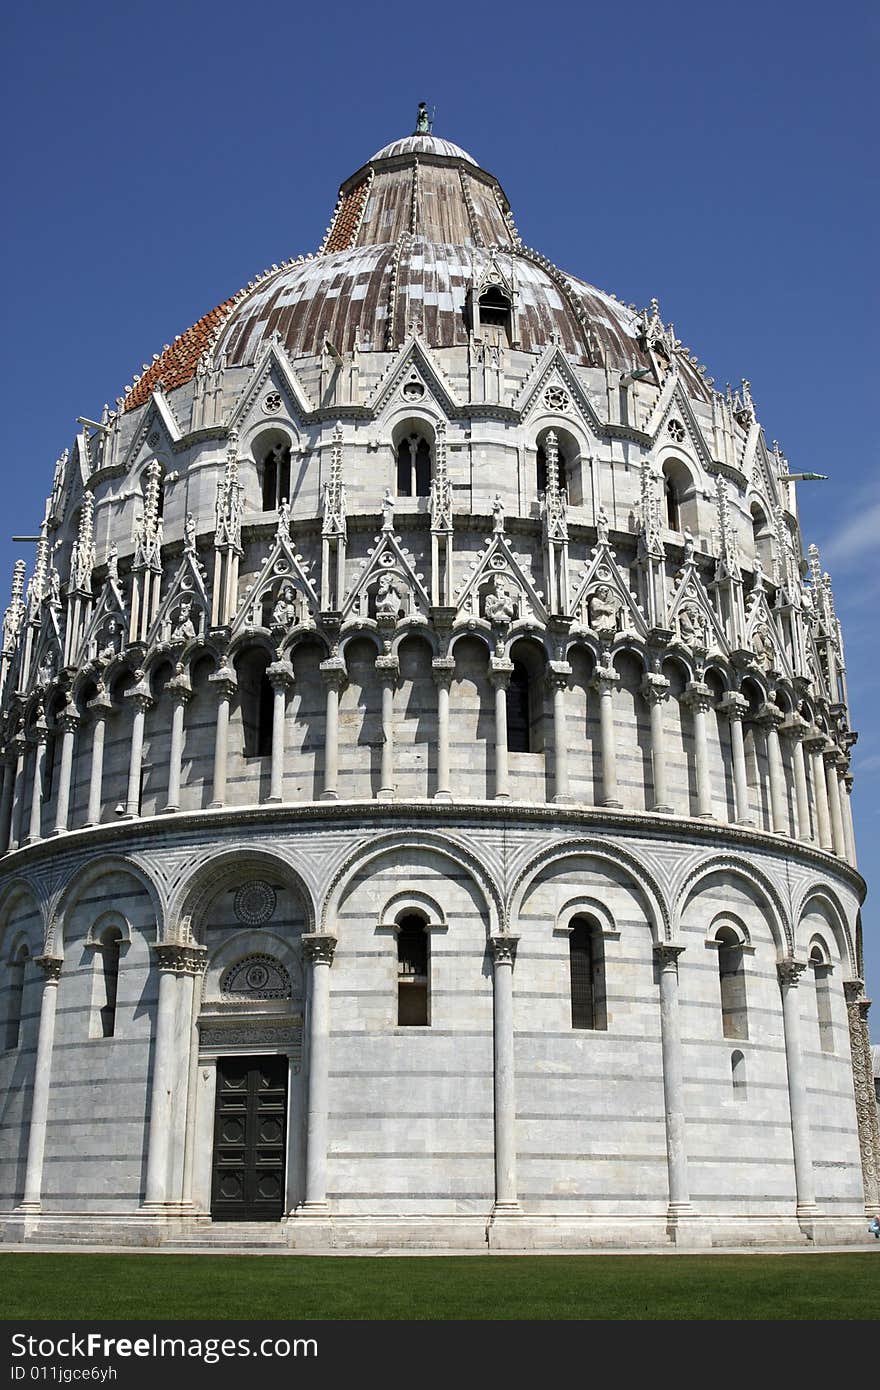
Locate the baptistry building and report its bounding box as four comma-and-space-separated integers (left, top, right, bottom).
0, 111, 876, 1249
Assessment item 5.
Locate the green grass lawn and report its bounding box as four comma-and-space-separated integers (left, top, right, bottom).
0, 1252, 877, 1320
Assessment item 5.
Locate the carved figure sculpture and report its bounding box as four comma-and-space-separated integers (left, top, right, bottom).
381, 488, 395, 532
171, 596, 197, 643
587, 584, 619, 637
98, 618, 121, 662
271, 581, 299, 629
375, 572, 409, 621
678, 600, 707, 649
753, 623, 776, 672
484, 574, 517, 630
492, 494, 505, 534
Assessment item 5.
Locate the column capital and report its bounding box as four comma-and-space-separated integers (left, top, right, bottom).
780, 713, 809, 741
431, 656, 455, 688
843, 772, 854, 795
777, 957, 808, 987
756, 701, 785, 729
802, 729, 827, 755
125, 683, 154, 713
374, 654, 399, 680
153, 943, 208, 975
303, 933, 337, 967
168, 675, 193, 705
653, 942, 685, 967
590, 665, 618, 692
640, 672, 670, 705
683, 681, 713, 713
31, 719, 49, 745
208, 664, 237, 698
34, 955, 63, 982
87, 690, 114, 717
822, 742, 841, 769
267, 658, 295, 690
57, 711, 80, 735
718, 691, 748, 720
489, 934, 519, 966
319, 657, 347, 689
843, 978, 867, 1005
489, 658, 514, 689
545, 660, 572, 693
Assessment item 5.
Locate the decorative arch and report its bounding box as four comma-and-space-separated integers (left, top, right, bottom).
793, 884, 856, 975
0, 878, 46, 954
85, 909, 133, 948
321, 830, 501, 937
376, 889, 448, 932
52, 853, 164, 954
554, 894, 619, 939
170, 847, 318, 944
507, 836, 669, 941
202, 928, 304, 1005
705, 909, 752, 949
672, 854, 790, 955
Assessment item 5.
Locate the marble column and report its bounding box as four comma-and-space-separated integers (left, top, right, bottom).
9, 731, 28, 851
719, 692, 751, 825
843, 981, 880, 1214
319, 658, 346, 801
655, 943, 694, 1220
823, 746, 846, 858
804, 732, 833, 852
85, 690, 112, 827
759, 703, 788, 835
26, 716, 48, 844
0, 752, 15, 852
489, 658, 513, 802
684, 682, 714, 819
782, 716, 812, 843
124, 687, 153, 819
208, 664, 237, 810
842, 772, 858, 869
778, 959, 818, 1219
302, 933, 336, 1213
432, 657, 455, 802
164, 672, 192, 813
17, 956, 63, 1212
266, 659, 294, 804
143, 944, 206, 1208
547, 662, 572, 804
52, 712, 79, 835
592, 665, 621, 808
375, 653, 399, 802
641, 674, 672, 814
489, 935, 520, 1212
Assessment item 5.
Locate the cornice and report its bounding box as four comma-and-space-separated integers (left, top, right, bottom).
0, 797, 865, 901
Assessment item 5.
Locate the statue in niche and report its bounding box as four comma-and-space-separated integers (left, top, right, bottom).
484, 574, 518, 632
587, 584, 619, 638
37, 650, 56, 686
677, 600, 707, 649
48, 569, 62, 607
492, 494, 505, 534
271, 580, 300, 629
753, 623, 776, 672
184, 512, 197, 554
106, 544, 119, 585
98, 617, 122, 662
596, 505, 610, 544
381, 488, 395, 532
374, 572, 409, 621
277, 498, 291, 540
170, 596, 197, 643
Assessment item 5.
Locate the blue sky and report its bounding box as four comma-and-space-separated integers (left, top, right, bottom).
1, 1, 877, 1001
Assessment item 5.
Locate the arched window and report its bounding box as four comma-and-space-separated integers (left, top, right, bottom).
477, 285, 513, 345
810, 945, 834, 1053
662, 459, 695, 534
716, 926, 748, 1040
664, 469, 680, 530
731, 1049, 747, 1099
262, 441, 291, 513
97, 927, 122, 1039
506, 661, 531, 753
569, 917, 607, 1030
750, 503, 774, 574
397, 914, 429, 1026
396, 433, 432, 497
237, 649, 274, 758
5, 946, 27, 1050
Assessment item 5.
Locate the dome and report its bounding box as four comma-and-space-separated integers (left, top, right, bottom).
0, 112, 870, 1254
370, 133, 477, 163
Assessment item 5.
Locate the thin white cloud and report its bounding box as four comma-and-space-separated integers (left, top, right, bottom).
820, 487, 880, 568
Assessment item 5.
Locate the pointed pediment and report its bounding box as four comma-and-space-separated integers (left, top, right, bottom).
668, 561, 730, 655
342, 527, 431, 624
368, 336, 463, 419
146, 549, 209, 648
645, 374, 714, 469
122, 388, 182, 472
745, 582, 793, 681
455, 531, 548, 628
569, 538, 648, 639
231, 528, 319, 636
747, 432, 783, 511
77, 572, 128, 667
513, 345, 603, 434
227, 338, 315, 432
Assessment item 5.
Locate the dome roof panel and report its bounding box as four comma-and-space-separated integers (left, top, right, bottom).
370, 134, 477, 164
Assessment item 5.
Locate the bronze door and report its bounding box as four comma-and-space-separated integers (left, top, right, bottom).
211, 1055, 288, 1220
